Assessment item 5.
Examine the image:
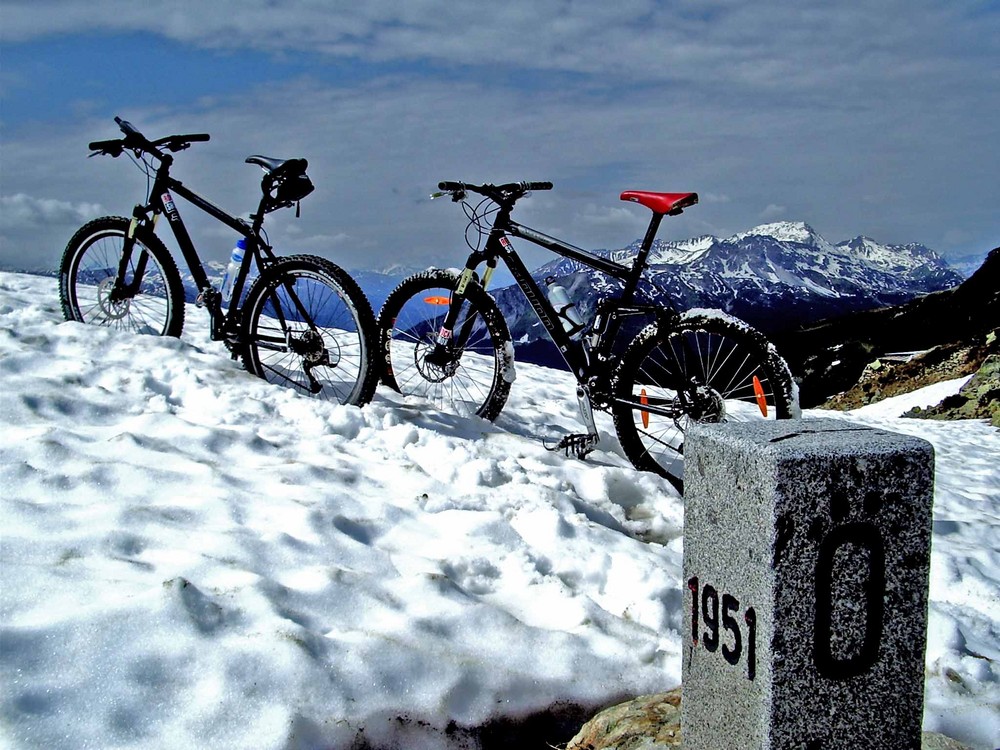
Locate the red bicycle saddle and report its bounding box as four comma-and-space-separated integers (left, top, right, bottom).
620, 191, 698, 215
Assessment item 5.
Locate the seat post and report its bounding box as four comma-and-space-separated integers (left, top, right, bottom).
625, 211, 664, 288
638, 211, 665, 256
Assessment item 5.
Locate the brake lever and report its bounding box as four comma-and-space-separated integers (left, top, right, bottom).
88, 146, 124, 159
429, 189, 466, 202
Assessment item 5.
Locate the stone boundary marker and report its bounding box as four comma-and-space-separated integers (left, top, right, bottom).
682, 418, 934, 750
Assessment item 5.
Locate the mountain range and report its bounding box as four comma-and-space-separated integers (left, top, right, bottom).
774, 245, 999, 406
485, 221, 964, 367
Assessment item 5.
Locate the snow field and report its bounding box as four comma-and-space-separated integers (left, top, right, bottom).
0, 271, 997, 749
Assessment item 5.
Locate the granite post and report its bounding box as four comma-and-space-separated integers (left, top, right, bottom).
681, 418, 934, 750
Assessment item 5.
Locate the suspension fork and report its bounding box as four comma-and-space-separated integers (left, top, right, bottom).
110, 206, 158, 301
427, 251, 497, 357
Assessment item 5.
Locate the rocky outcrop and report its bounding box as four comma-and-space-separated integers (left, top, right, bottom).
564, 690, 972, 750
776, 246, 999, 407
820, 331, 998, 412
565, 690, 681, 749
905, 353, 1000, 426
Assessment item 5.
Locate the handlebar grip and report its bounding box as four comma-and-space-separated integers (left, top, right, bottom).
184, 133, 210, 142
88, 138, 122, 152
522, 181, 553, 192
438, 181, 465, 192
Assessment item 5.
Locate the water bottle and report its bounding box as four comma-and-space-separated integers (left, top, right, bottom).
220, 238, 248, 305
546, 276, 585, 339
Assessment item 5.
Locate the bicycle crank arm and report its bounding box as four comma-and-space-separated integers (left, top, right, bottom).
577, 386, 599, 436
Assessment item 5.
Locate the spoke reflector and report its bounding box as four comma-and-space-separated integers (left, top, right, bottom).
753, 375, 768, 417
641, 388, 650, 429
424, 295, 450, 305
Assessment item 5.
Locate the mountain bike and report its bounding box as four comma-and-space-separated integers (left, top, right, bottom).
376, 181, 797, 490
59, 117, 378, 406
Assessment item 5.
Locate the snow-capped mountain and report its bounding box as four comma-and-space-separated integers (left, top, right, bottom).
490, 222, 963, 361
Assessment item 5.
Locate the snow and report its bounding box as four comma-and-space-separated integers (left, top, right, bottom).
730, 221, 836, 254
1, 271, 998, 749
647, 236, 715, 265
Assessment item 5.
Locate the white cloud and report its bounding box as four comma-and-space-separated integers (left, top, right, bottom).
0, 194, 104, 229
760, 204, 787, 220
4, 0, 997, 98
2, 1, 998, 270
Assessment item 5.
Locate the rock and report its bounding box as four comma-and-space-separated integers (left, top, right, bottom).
564, 691, 972, 750
920, 731, 975, 749
905, 353, 1000, 426
565, 690, 682, 749
822, 330, 999, 413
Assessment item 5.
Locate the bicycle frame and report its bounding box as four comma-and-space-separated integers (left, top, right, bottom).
117, 154, 276, 341
444, 203, 675, 386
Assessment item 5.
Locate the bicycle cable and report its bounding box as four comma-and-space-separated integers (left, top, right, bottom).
125, 149, 156, 204
462, 196, 499, 252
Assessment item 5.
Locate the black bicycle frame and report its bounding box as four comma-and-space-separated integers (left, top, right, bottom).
119, 155, 275, 340
446, 204, 672, 382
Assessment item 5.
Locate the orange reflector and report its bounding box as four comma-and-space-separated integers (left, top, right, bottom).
640, 388, 650, 429
753, 375, 768, 417
423, 296, 451, 305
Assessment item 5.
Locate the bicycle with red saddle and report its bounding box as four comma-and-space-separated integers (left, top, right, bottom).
376, 181, 796, 491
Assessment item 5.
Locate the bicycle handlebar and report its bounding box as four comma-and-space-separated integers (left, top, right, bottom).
88, 117, 210, 157
437, 181, 553, 201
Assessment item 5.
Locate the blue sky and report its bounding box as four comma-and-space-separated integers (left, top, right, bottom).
2, 0, 998, 274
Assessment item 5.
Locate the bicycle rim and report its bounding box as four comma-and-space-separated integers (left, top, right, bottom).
65, 225, 178, 335
383, 280, 505, 418
244, 264, 370, 404
615, 319, 792, 488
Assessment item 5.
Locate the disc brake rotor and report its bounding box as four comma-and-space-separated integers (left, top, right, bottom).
684, 384, 726, 423
414, 340, 459, 382
97, 277, 130, 320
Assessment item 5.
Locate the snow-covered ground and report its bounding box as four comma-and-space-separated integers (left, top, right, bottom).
1, 271, 997, 749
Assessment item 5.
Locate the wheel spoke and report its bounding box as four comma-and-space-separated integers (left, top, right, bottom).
614, 319, 792, 491
379, 275, 510, 421
243, 258, 373, 406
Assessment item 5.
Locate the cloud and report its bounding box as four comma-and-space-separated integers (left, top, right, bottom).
4, 0, 997, 99
760, 204, 787, 220
0, 194, 104, 229
1, 2, 998, 273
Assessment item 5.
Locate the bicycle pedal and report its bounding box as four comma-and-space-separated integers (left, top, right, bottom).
544, 432, 600, 459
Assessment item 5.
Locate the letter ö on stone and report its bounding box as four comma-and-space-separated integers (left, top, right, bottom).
681, 418, 934, 750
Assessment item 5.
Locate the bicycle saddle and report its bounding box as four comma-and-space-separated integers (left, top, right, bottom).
621, 191, 698, 215
245, 155, 308, 176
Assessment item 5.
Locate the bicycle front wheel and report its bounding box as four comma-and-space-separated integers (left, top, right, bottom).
612, 313, 796, 491
59, 216, 185, 336
241, 254, 378, 406
376, 269, 513, 420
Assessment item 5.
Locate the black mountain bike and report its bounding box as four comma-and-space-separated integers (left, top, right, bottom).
59, 117, 378, 406
377, 181, 797, 490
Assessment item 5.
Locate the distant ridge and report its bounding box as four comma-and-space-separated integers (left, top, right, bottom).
488, 221, 964, 370
774, 247, 1000, 405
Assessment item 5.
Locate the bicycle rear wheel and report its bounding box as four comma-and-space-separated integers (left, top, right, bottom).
612, 313, 796, 491
376, 269, 513, 420
241, 254, 378, 406
59, 216, 185, 336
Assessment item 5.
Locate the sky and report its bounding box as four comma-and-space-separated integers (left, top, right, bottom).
1, 0, 998, 275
